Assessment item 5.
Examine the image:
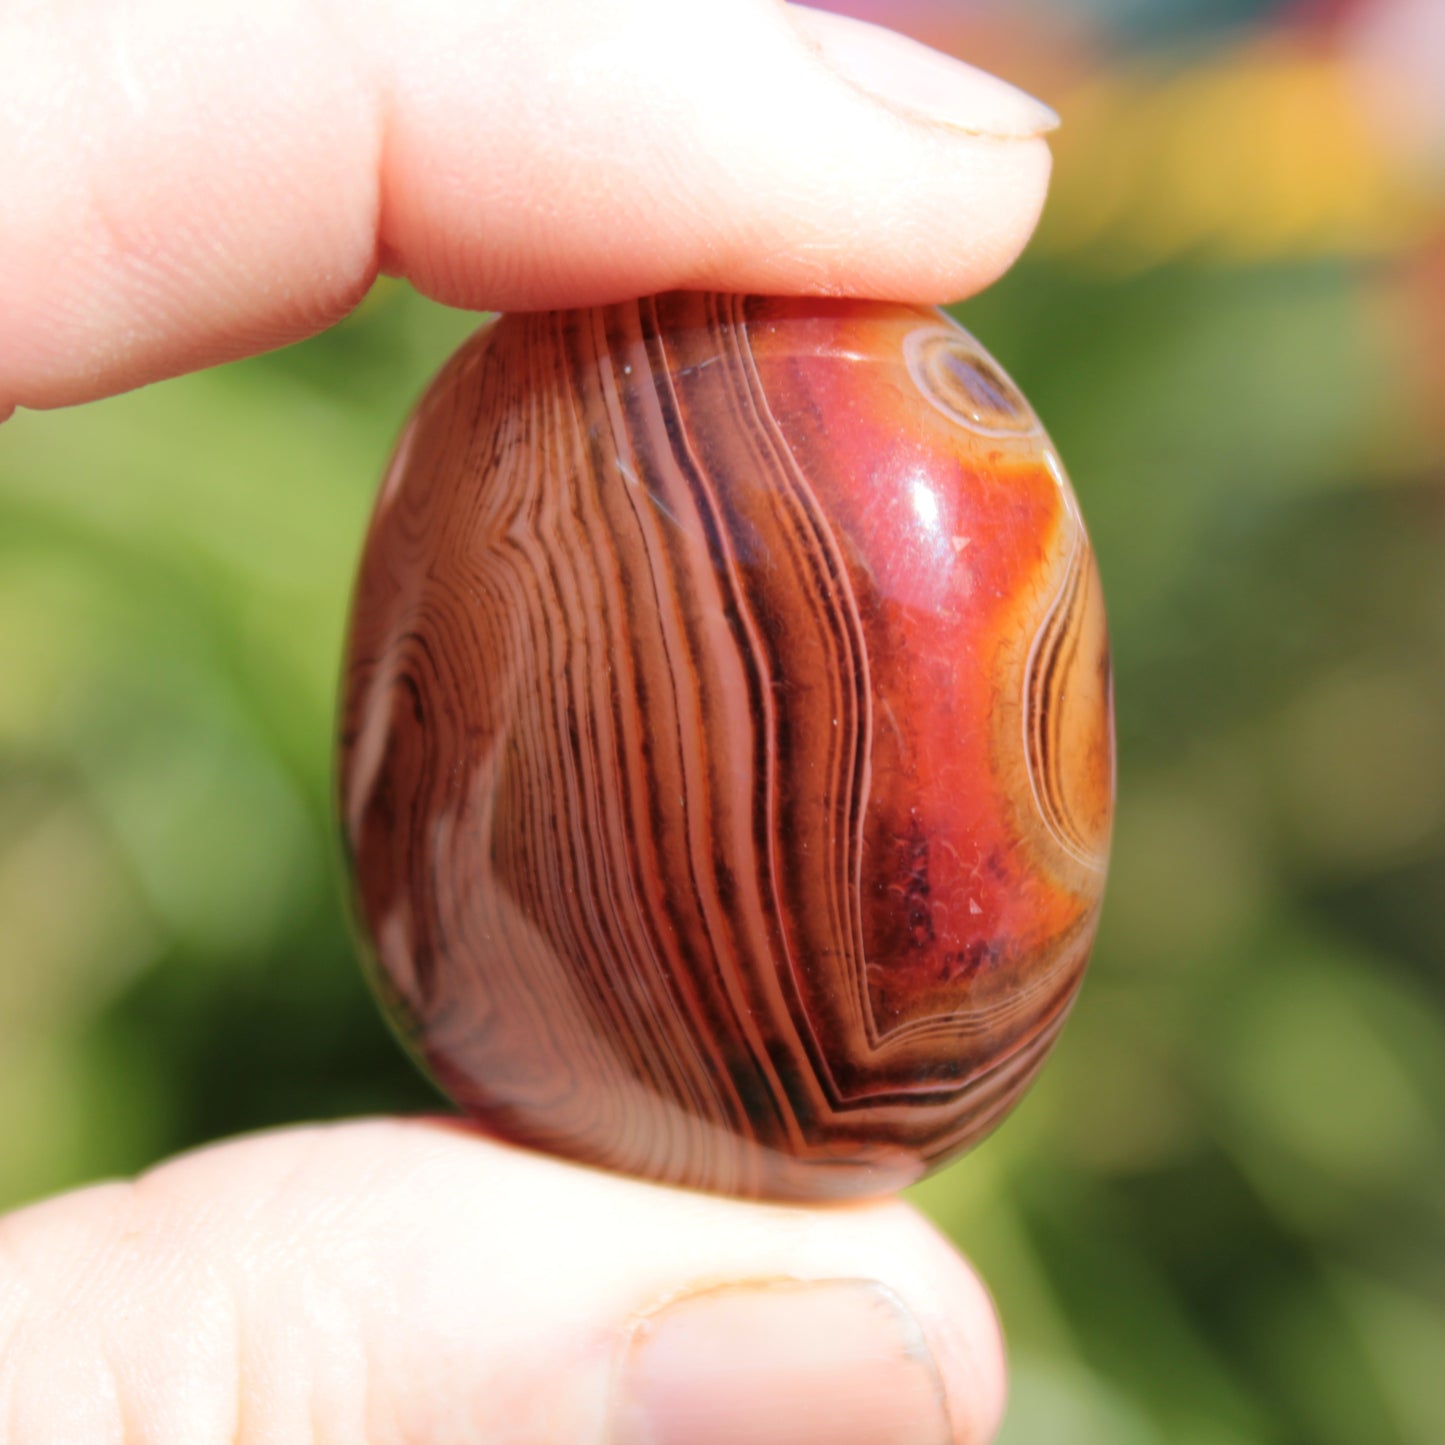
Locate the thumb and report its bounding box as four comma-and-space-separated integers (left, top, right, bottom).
2, 0, 1053, 411
0, 1119, 1006, 1444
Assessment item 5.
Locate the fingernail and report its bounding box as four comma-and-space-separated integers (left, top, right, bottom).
611, 1278, 953, 1445
795, 8, 1059, 138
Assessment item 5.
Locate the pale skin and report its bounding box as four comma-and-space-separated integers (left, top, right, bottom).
0, 1, 1056, 1440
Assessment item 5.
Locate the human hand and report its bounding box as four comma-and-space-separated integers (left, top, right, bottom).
0, 2, 1056, 1440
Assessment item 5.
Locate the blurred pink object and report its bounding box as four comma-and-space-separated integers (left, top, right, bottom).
1341, 0, 1445, 183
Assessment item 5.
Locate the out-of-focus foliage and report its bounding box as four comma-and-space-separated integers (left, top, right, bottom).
2, 1, 1442, 1442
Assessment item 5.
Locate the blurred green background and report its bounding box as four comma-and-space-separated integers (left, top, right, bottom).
2, 0, 1443, 1440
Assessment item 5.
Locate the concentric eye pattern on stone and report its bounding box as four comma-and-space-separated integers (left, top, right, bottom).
904, 324, 1039, 436
340, 294, 1114, 1203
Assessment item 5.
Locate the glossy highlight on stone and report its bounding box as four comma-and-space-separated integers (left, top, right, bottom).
340, 293, 1114, 1201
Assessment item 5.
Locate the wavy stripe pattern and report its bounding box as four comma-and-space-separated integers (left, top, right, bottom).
340, 294, 1114, 1200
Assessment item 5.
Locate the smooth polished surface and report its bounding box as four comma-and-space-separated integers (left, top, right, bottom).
340, 294, 1113, 1201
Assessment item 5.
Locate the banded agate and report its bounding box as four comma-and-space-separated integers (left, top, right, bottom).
340, 294, 1113, 1201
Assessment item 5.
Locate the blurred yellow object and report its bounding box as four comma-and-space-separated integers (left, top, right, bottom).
1042, 34, 1444, 269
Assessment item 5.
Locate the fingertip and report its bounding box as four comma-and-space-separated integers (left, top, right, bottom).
352, 1124, 1011, 1444
355, 0, 1059, 311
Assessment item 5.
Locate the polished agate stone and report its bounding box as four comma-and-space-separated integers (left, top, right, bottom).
340, 293, 1113, 1201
